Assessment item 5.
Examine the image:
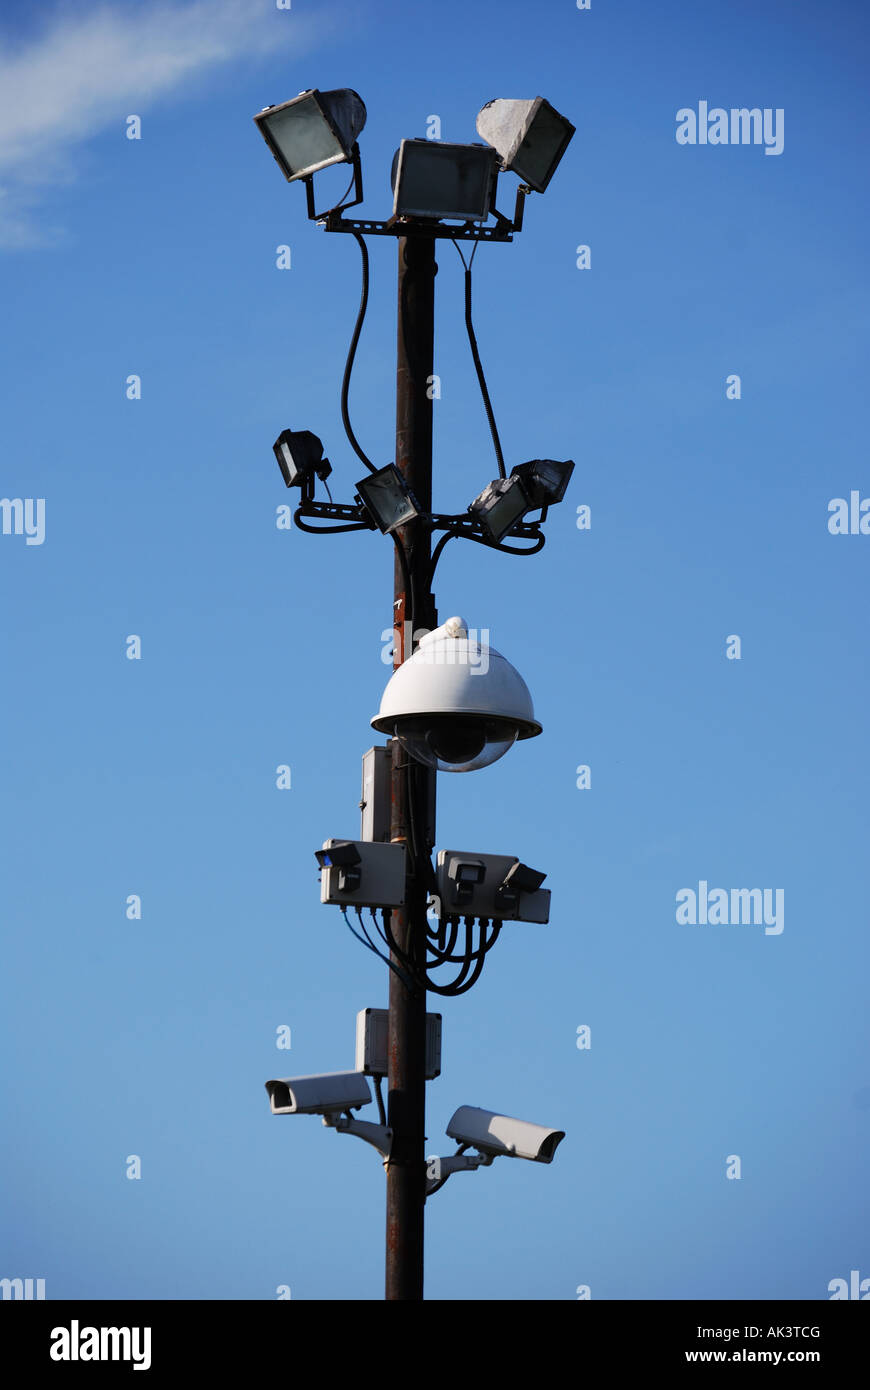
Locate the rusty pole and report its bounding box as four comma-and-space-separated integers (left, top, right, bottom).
386, 233, 438, 1300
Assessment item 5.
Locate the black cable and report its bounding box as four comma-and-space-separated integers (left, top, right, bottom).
452, 240, 505, 480
373, 1074, 387, 1127
427, 915, 460, 960
429, 923, 501, 997
460, 527, 547, 558
427, 529, 456, 584
425, 916, 502, 968
328, 167, 357, 215
341, 232, 377, 475
341, 907, 413, 988
426, 521, 546, 584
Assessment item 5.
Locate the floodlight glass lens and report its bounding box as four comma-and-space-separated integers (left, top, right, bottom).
279, 441, 297, 479
394, 143, 494, 221
514, 105, 572, 189
359, 470, 418, 532
488, 493, 526, 538
265, 98, 342, 178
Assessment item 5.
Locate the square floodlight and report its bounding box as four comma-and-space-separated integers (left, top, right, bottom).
356, 464, 420, 533
476, 97, 575, 194
273, 428, 331, 488
468, 475, 529, 543
509, 458, 574, 508
503, 862, 547, 895
315, 842, 362, 870
254, 88, 366, 182
391, 140, 497, 222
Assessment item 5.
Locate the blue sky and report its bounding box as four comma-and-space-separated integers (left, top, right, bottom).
1, 0, 868, 1300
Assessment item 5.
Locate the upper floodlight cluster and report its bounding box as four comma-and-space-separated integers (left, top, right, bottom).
254, 88, 574, 225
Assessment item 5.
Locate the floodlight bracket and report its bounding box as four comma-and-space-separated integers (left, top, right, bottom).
512, 184, 531, 233
324, 1111, 393, 1164
319, 173, 528, 242
290, 498, 546, 556
305, 144, 365, 222
429, 511, 544, 543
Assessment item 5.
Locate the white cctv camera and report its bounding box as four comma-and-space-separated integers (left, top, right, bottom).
265, 1071, 372, 1116
371, 617, 541, 772
446, 1105, 564, 1163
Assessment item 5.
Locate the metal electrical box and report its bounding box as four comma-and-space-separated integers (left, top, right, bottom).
318, 839, 407, 909
360, 744, 392, 842
355, 1007, 442, 1079
359, 742, 436, 849
433, 850, 550, 924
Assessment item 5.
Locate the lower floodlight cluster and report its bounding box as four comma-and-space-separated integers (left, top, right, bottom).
270, 412, 575, 554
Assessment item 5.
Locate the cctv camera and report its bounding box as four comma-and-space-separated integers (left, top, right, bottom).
446, 1105, 565, 1163
265, 1071, 372, 1116
371, 618, 542, 773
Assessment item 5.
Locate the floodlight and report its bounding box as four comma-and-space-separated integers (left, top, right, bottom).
503, 861, 547, 895
315, 842, 362, 870
356, 464, 420, 533
315, 840, 362, 895
494, 860, 547, 915
371, 617, 542, 773
391, 140, 498, 222
468, 475, 529, 543
509, 458, 574, 508
254, 89, 367, 182
273, 429, 332, 489
475, 97, 575, 193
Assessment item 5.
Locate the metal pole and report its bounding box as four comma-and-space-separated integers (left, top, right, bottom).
386, 233, 438, 1301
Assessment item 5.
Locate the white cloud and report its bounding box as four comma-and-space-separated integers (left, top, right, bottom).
0, 0, 320, 247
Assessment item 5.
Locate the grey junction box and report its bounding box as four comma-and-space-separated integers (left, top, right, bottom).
360, 744, 392, 842
355, 1007, 442, 1079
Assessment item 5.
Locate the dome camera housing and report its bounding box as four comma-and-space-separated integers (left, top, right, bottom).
371, 617, 542, 772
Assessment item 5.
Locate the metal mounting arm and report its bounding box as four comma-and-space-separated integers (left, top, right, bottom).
323, 1111, 393, 1164
425, 1147, 493, 1197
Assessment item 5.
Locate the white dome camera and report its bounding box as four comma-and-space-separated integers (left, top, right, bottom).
371, 617, 542, 772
